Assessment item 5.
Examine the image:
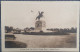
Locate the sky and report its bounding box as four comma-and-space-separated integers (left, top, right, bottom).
1, 1, 79, 29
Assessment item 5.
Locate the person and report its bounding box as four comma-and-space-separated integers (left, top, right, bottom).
36, 11, 44, 20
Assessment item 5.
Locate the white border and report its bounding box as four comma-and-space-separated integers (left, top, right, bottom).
1, 1, 79, 52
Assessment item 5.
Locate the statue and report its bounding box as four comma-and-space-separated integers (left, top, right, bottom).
36, 11, 44, 20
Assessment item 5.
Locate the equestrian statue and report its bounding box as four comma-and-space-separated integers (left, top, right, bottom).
36, 11, 44, 20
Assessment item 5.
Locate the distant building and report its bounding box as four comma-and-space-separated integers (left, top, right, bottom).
21, 30, 25, 33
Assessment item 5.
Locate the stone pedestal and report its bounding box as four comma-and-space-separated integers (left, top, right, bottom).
35, 20, 46, 32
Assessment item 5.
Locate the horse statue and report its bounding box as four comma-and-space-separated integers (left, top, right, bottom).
36, 11, 44, 20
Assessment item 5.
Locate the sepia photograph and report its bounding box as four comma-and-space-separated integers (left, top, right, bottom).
1, 1, 79, 51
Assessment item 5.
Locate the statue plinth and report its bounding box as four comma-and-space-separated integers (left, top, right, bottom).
35, 20, 46, 32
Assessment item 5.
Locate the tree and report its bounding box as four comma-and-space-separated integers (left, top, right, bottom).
30, 27, 34, 30
5, 26, 13, 33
